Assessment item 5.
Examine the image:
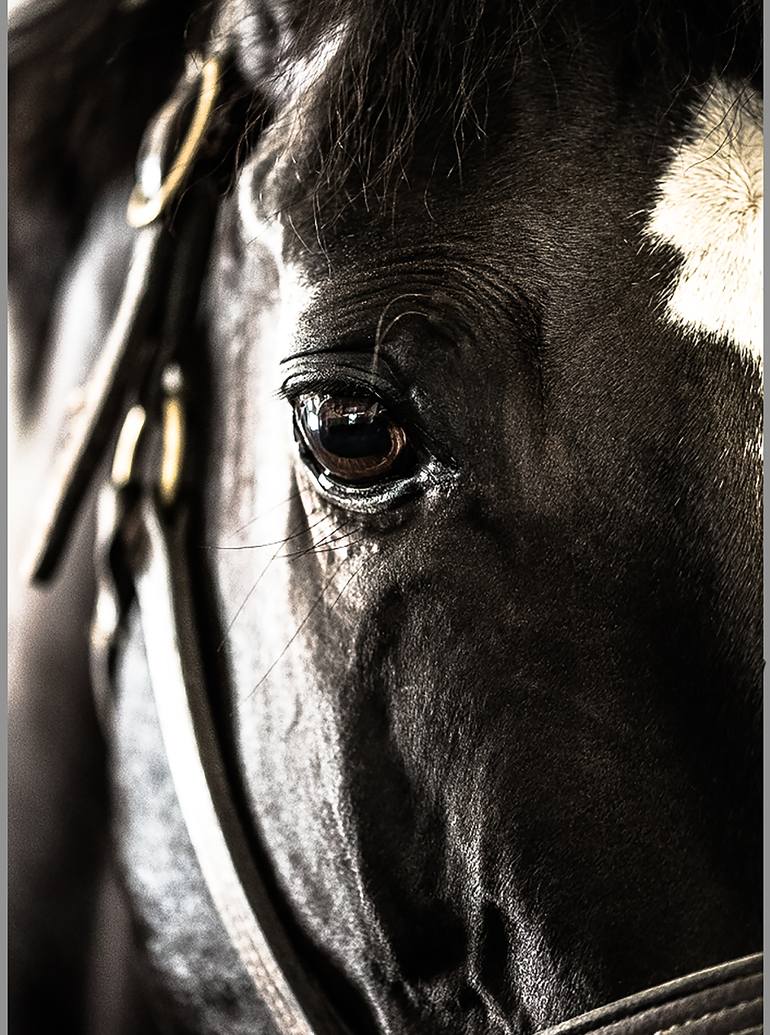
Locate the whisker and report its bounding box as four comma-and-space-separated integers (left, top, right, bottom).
326, 556, 368, 610
243, 558, 349, 700
282, 526, 359, 560
217, 538, 288, 653
287, 519, 350, 551
306, 521, 350, 547
302, 538, 365, 557
207, 513, 333, 551
225, 488, 309, 539
217, 518, 347, 649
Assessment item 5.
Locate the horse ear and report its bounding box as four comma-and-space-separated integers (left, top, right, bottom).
9, 0, 201, 410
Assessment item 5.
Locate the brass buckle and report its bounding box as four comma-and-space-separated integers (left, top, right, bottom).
110, 366, 185, 509
127, 55, 221, 228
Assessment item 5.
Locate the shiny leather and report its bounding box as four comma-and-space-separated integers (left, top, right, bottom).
131, 489, 352, 1035
539, 953, 762, 1035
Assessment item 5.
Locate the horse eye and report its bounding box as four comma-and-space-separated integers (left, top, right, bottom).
295, 394, 408, 484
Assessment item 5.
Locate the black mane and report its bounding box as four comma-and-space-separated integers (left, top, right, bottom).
230, 0, 762, 212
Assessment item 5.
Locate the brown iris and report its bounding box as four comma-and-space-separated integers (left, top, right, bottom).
296, 394, 407, 484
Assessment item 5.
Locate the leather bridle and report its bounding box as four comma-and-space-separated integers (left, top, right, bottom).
28, 51, 763, 1035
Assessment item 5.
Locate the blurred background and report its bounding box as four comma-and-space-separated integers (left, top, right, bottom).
9, 2, 183, 1029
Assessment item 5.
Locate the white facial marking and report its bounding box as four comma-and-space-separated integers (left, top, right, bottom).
645, 80, 763, 364
237, 157, 318, 347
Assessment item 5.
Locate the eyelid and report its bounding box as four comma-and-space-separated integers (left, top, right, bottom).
278, 351, 403, 406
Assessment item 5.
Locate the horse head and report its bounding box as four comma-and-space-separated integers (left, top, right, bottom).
10, 1, 762, 1032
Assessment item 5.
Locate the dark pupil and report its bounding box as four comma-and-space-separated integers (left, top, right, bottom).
297, 394, 406, 483
320, 411, 392, 459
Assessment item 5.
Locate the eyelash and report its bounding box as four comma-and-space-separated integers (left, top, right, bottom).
278, 373, 400, 411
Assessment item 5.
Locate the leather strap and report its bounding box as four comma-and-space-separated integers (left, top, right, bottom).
27, 49, 238, 584
539, 953, 762, 1035
27, 220, 167, 581
129, 490, 352, 1035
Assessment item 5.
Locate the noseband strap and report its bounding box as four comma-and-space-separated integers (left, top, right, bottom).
539, 953, 762, 1035
29, 48, 763, 1035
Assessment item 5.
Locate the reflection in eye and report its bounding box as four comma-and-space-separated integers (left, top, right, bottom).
295, 394, 407, 484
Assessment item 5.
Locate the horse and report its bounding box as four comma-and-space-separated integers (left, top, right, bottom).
9, 0, 763, 1032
